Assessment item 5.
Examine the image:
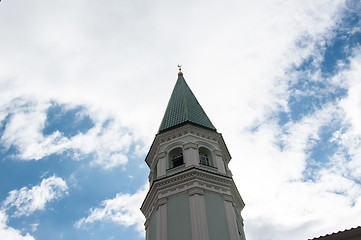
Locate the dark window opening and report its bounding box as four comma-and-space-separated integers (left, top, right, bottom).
153, 163, 158, 180
172, 153, 184, 168
199, 152, 209, 166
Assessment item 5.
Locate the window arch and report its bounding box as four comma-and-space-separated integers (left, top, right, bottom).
168, 147, 184, 168
199, 147, 213, 167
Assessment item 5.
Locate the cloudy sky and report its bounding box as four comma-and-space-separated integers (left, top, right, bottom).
0, 0, 360, 239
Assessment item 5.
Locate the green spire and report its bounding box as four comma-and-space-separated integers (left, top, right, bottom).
158, 71, 216, 133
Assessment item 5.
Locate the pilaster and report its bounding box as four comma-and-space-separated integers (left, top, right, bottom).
188, 188, 209, 240
157, 152, 167, 178
215, 150, 226, 174
223, 195, 240, 240
145, 218, 150, 240
156, 198, 167, 240
184, 142, 199, 167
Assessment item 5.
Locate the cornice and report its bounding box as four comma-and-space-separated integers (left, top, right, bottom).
141, 167, 239, 218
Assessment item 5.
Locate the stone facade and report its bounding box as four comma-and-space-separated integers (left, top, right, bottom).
141, 124, 246, 240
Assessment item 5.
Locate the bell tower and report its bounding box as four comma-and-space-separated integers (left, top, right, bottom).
141, 70, 246, 240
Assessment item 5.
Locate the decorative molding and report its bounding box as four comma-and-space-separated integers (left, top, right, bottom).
145, 124, 230, 167
214, 149, 223, 157
157, 151, 166, 159
183, 142, 198, 150
223, 194, 234, 202
198, 163, 219, 173
144, 218, 149, 228
163, 141, 186, 153
195, 141, 217, 151
156, 197, 167, 209
141, 167, 235, 218
230, 181, 245, 211
188, 187, 204, 196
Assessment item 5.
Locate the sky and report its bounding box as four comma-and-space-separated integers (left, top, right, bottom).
0, 0, 360, 239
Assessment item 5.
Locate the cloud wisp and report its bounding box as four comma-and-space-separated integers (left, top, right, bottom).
75, 183, 148, 235
2, 175, 68, 217
0, 175, 68, 240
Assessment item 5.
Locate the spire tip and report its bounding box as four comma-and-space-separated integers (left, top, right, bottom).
177, 64, 183, 76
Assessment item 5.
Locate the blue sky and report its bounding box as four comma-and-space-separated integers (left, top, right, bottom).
0, 0, 361, 240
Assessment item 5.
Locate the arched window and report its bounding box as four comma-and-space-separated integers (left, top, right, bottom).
171, 152, 184, 168
199, 147, 213, 167
199, 152, 209, 166
171, 153, 183, 167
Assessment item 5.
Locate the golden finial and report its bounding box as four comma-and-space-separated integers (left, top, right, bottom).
177, 64, 183, 76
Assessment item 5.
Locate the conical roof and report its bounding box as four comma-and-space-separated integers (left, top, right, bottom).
158, 72, 216, 133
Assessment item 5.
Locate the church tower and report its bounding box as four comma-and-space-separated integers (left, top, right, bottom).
141, 69, 246, 240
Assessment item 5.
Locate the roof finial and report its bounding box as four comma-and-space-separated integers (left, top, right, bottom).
177, 64, 183, 76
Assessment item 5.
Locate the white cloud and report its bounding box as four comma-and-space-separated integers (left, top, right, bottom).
0, 211, 35, 240
332, 49, 361, 179
0, 0, 359, 239
227, 41, 361, 240
2, 176, 68, 217
75, 184, 148, 235
0, 100, 144, 169
0, 0, 346, 140
339, 49, 361, 133
69, 118, 137, 169
231, 47, 361, 240
233, 109, 361, 239
0, 0, 348, 171
0, 99, 74, 161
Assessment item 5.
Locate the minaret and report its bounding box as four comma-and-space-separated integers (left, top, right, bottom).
141, 69, 246, 240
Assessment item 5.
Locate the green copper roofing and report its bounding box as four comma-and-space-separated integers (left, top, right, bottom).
158, 72, 216, 133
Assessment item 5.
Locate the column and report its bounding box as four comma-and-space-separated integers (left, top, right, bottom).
188, 187, 209, 240
223, 195, 240, 240
239, 218, 246, 240
156, 198, 167, 240
214, 150, 226, 174
145, 219, 150, 240
184, 142, 198, 167
157, 152, 167, 178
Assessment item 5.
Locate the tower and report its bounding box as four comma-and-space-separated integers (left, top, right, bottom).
141, 70, 246, 240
